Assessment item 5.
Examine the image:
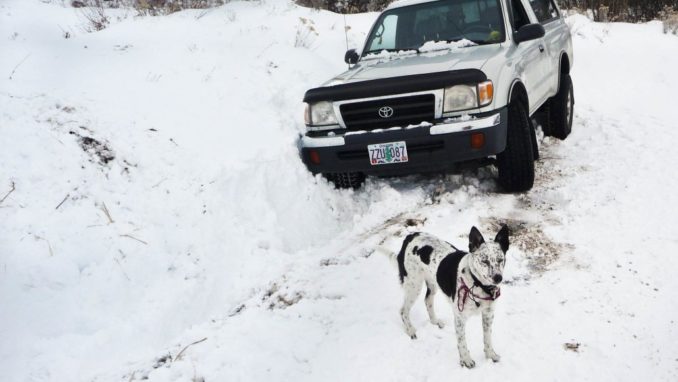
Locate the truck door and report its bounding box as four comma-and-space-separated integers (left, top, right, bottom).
527, 0, 568, 97
507, 0, 549, 114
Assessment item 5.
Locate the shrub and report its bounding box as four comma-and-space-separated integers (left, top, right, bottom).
661, 6, 678, 34
295, 0, 393, 13
70, 0, 226, 15
81, 1, 110, 31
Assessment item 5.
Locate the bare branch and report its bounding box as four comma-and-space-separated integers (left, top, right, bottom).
101, 202, 114, 224
152, 178, 167, 188
120, 234, 148, 245
114, 258, 131, 281
0, 182, 16, 204
173, 337, 208, 362
34, 235, 54, 257
8, 54, 30, 80
55, 194, 70, 210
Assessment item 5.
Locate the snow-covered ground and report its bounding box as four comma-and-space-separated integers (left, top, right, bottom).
1, 1, 677, 381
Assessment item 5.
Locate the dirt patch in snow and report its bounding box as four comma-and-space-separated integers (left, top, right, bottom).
69, 130, 115, 165
262, 282, 304, 310
484, 217, 574, 274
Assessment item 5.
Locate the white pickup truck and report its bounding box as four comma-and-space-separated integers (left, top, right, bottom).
300, 0, 574, 192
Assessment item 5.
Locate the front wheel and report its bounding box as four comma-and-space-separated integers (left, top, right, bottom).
497, 101, 535, 192
324, 172, 365, 189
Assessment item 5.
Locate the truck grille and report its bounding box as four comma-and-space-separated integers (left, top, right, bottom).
339, 94, 435, 131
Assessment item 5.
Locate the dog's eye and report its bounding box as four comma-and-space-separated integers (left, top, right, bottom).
498, 259, 503, 264
482, 260, 490, 266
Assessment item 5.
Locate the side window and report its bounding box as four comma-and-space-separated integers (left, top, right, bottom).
510, 0, 530, 31
368, 14, 398, 51
529, 0, 559, 23
549, 0, 560, 19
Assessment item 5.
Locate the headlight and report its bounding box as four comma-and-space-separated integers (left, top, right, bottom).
304, 103, 311, 125
444, 85, 477, 112
443, 81, 494, 112
306, 101, 338, 128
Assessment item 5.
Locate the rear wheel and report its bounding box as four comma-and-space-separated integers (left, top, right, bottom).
325, 172, 365, 189
497, 100, 535, 192
545, 73, 574, 140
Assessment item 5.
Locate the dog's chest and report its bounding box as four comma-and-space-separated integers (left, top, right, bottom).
453, 273, 495, 315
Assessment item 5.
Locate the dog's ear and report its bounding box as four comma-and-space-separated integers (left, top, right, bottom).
495, 224, 510, 253
469, 226, 485, 252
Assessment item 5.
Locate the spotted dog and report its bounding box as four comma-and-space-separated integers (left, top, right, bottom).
397, 225, 509, 368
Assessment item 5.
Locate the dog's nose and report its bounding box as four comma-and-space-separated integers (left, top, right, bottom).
493, 274, 503, 284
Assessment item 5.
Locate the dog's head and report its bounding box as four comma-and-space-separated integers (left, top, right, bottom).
467, 225, 509, 286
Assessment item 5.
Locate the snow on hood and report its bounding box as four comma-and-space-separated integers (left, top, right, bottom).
418, 39, 478, 52
326, 43, 500, 86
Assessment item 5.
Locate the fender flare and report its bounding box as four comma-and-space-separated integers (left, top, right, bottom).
507, 80, 539, 160
557, 52, 571, 92
507, 80, 529, 107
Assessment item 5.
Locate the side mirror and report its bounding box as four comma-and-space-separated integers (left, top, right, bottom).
344, 49, 359, 65
513, 24, 545, 44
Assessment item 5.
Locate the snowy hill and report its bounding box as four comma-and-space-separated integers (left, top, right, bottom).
1, 1, 677, 381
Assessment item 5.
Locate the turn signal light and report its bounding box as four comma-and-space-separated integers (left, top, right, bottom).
470, 133, 485, 149
309, 150, 321, 164
478, 81, 493, 106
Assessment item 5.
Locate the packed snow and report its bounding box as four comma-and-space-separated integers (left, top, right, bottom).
417, 38, 478, 52
1, 1, 677, 381
362, 39, 477, 61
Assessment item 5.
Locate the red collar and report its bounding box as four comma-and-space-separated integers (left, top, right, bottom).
456, 275, 501, 312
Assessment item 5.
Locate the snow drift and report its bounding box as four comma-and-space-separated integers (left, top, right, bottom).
1, 1, 677, 381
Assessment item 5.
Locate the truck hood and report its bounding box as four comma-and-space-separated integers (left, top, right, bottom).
324, 44, 504, 86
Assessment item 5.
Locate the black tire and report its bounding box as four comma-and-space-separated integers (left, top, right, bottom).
497, 100, 535, 192
546, 73, 574, 140
325, 172, 365, 189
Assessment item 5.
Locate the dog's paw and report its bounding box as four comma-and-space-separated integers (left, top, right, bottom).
405, 328, 417, 339
431, 319, 445, 329
485, 349, 501, 362
459, 358, 476, 369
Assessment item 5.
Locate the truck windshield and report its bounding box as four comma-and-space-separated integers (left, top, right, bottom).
363, 0, 505, 55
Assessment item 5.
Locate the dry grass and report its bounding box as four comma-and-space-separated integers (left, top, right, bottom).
81, 2, 109, 32
663, 9, 678, 34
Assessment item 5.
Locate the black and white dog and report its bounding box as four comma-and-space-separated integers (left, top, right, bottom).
396, 225, 509, 368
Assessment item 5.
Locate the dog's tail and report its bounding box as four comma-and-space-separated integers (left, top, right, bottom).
373, 245, 397, 264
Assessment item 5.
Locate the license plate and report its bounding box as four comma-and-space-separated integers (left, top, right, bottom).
368, 141, 409, 165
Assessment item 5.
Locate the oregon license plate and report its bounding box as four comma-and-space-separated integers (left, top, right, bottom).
368, 141, 409, 165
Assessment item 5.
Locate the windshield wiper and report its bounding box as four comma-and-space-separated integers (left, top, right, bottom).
469, 40, 494, 46
362, 48, 398, 55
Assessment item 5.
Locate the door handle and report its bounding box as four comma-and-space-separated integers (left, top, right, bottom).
539, 45, 545, 53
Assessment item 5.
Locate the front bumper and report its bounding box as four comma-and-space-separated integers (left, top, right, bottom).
299, 108, 507, 176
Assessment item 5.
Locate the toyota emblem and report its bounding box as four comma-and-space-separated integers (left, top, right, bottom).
378, 106, 394, 118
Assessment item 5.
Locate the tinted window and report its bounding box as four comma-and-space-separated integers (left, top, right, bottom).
364, 0, 505, 54
529, 0, 559, 23
510, 0, 530, 30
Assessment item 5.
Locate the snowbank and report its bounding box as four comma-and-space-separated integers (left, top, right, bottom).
1, 2, 677, 381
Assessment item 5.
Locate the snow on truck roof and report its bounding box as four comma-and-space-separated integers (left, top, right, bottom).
386, 0, 446, 10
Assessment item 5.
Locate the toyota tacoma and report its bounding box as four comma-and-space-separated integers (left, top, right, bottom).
299, 0, 574, 191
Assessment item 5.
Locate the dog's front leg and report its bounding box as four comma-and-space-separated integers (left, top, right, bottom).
454, 314, 475, 368
482, 308, 500, 362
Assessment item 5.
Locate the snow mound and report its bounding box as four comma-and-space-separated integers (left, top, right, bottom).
2, 1, 678, 381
